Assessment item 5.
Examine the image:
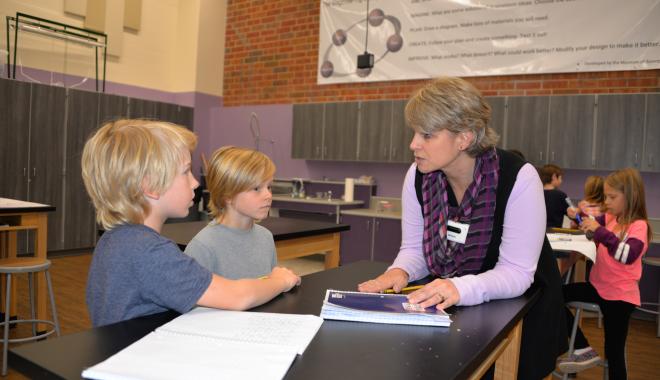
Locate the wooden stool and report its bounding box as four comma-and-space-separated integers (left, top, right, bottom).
0, 258, 60, 376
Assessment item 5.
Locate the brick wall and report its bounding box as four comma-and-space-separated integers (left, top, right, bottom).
223, 0, 660, 106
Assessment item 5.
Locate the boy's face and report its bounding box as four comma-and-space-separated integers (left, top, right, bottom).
228, 177, 273, 221
159, 151, 199, 219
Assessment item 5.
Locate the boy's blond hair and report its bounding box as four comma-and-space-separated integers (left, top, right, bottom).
81, 119, 197, 230
206, 146, 275, 218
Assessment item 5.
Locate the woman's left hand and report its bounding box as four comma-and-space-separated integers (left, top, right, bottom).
406, 279, 459, 310
579, 218, 600, 233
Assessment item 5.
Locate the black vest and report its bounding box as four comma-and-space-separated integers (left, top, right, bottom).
415, 149, 567, 379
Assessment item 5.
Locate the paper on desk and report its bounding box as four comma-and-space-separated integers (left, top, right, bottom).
547, 233, 597, 262
82, 308, 323, 380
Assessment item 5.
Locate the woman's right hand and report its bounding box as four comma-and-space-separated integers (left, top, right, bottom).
269, 266, 301, 292
358, 268, 409, 293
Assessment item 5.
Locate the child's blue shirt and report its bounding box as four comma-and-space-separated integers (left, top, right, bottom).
86, 224, 212, 327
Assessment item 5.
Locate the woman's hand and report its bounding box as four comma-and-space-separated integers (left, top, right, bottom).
358, 268, 409, 293
406, 279, 459, 310
566, 206, 578, 219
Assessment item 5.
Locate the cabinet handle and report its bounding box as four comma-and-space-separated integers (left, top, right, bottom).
366, 220, 370, 229
634, 152, 639, 165
391, 147, 397, 158
551, 151, 555, 162
539, 151, 543, 162
382, 147, 387, 158
315, 146, 320, 157
375, 220, 380, 231
33, 167, 36, 177
23, 167, 27, 177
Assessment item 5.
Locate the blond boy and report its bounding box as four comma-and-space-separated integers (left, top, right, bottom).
185, 147, 277, 279
82, 120, 299, 327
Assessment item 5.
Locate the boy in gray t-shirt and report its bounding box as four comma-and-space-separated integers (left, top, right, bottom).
82, 120, 300, 327
185, 146, 279, 279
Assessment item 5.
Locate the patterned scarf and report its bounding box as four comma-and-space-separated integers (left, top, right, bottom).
422, 148, 499, 277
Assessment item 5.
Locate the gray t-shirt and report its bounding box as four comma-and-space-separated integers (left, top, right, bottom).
184, 221, 277, 280
86, 224, 212, 327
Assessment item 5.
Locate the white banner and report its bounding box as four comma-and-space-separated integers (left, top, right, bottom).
317, 0, 660, 84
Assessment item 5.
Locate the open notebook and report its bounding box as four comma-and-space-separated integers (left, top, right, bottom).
82, 307, 323, 380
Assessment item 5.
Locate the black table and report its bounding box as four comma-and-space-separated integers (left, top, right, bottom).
161, 217, 350, 269
9, 261, 539, 380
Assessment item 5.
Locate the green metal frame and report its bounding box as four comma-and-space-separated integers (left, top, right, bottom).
5, 12, 108, 92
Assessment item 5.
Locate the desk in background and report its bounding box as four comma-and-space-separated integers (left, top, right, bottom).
9, 261, 539, 380
161, 217, 349, 269
0, 198, 55, 330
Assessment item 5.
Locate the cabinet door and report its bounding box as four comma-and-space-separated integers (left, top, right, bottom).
99, 93, 129, 125
29, 83, 67, 251
324, 102, 358, 161
372, 218, 402, 263
390, 100, 414, 163
177, 106, 194, 130
548, 95, 595, 169
65, 89, 100, 250
0, 79, 30, 198
292, 103, 324, 159
506, 96, 550, 166
594, 94, 645, 170
358, 100, 392, 162
339, 214, 372, 265
642, 94, 660, 172
485, 97, 506, 147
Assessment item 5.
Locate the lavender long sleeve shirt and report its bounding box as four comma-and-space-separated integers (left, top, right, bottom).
389, 163, 546, 306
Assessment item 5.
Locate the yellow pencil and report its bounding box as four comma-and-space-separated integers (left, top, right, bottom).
383, 285, 424, 294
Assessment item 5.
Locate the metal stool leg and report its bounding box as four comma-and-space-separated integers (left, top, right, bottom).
28, 272, 36, 336
2, 273, 11, 376
45, 270, 60, 336
561, 307, 583, 380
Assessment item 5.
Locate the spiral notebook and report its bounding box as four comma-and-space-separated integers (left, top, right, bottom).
82, 307, 323, 380
320, 290, 451, 327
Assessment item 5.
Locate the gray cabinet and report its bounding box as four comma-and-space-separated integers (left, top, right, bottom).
0, 79, 31, 199
390, 100, 414, 163
292, 103, 324, 159
548, 95, 595, 169
643, 94, 660, 171
358, 100, 392, 162
594, 94, 645, 170
339, 214, 402, 265
324, 102, 358, 161
129, 98, 193, 129
485, 96, 506, 147
507, 96, 550, 166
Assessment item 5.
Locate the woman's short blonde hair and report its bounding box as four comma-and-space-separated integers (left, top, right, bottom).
206, 146, 275, 218
81, 119, 197, 230
405, 77, 499, 156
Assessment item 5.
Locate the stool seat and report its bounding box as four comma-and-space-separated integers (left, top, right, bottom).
0, 258, 51, 273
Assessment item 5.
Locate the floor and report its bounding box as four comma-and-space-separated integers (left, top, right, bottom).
1, 253, 658, 379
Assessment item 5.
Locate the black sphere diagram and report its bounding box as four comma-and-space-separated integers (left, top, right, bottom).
320, 8, 403, 78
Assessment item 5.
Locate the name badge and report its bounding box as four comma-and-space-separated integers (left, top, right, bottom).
447, 220, 469, 244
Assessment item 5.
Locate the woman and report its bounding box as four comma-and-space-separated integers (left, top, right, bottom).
358, 77, 566, 379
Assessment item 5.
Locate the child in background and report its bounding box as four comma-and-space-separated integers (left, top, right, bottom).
539, 164, 568, 228
558, 168, 651, 379
82, 120, 300, 327
185, 146, 278, 279
567, 175, 605, 225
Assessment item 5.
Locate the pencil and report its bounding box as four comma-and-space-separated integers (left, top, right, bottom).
383, 285, 424, 294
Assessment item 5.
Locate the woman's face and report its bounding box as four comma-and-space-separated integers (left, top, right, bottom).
409, 128, 466, 173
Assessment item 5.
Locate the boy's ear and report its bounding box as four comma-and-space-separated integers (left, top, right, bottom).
141, 179, 160, 200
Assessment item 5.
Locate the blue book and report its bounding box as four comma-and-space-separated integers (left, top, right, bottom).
320, 290, 451, 327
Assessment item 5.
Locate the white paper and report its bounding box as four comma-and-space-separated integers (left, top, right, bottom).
547, 233, 597, 262
82, 308, 323, 380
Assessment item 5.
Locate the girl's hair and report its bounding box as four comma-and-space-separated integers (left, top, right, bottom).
605, 168, 652, 240
538, 164, 563, 185
583, 175, 604, 204
206, 146, 275, 218
81, 119, 197, 230
405, 77, 499, 157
